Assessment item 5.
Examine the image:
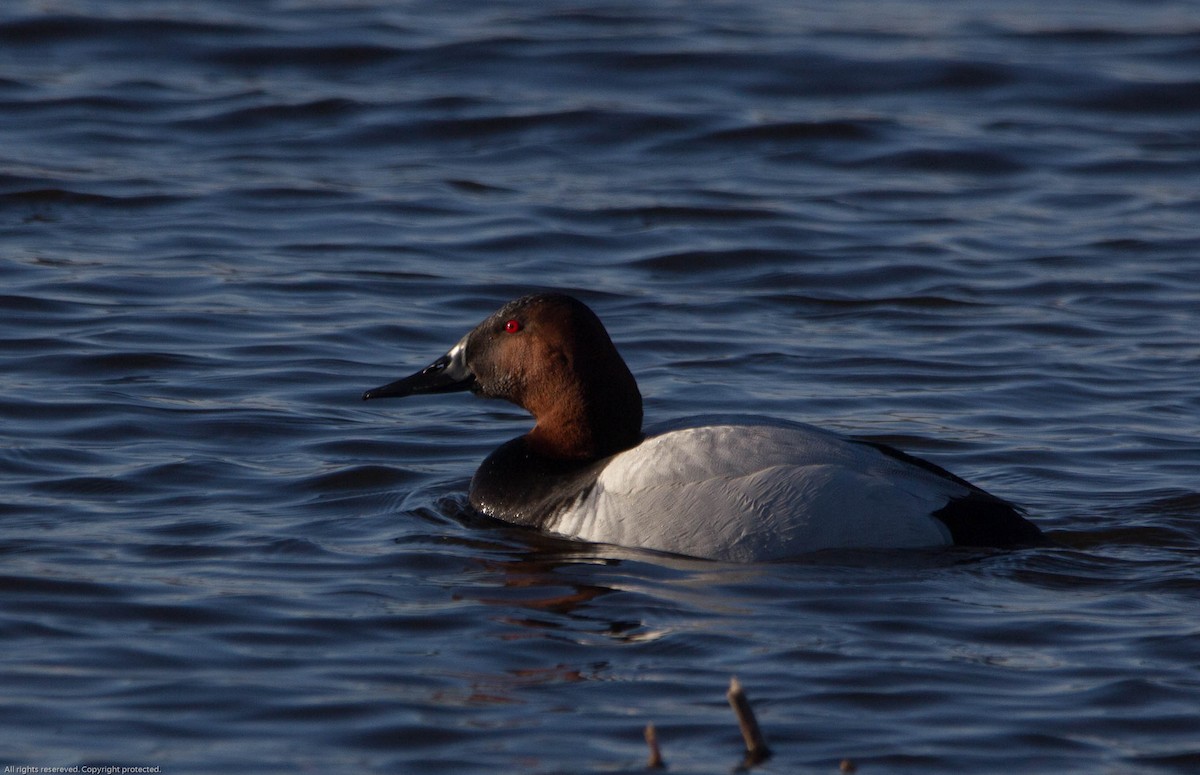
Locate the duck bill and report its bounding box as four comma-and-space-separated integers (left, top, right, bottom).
362, 341, 475, 400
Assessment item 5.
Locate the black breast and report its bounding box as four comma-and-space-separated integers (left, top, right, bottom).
468, 437, 611, 528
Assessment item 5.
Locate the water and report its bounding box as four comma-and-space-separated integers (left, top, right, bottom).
2, 0, 1199, 771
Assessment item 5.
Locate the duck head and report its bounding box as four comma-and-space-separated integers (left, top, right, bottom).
363, 293, 643, 461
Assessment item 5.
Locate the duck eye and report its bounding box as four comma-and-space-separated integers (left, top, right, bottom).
503, 319, 521, 334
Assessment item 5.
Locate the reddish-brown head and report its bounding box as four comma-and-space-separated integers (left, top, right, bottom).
364, 294, 643, 461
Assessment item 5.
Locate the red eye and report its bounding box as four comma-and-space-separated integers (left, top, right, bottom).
504, 319, 521, 334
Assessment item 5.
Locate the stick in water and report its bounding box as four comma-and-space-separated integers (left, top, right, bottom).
644, 722, 665, 769
726, 676, 770, 764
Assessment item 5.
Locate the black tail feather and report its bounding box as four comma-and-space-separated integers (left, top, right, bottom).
932, 489, 1045, 548
855, 439, 1045, 548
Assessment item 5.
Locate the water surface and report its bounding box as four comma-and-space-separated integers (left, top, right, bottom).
2, 1, 1199, 772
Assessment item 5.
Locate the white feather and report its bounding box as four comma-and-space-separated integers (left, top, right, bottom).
545, 424, 957, 561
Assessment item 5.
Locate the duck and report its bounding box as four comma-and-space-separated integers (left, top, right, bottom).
362, 293, 1043, 561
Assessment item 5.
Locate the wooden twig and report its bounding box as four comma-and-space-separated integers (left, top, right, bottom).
644, 722, 665, 769
726, 676, 770, 765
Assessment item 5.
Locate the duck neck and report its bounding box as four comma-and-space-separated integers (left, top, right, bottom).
525, 369, 643, 462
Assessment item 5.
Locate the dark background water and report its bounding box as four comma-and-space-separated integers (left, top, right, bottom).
3, 1, 1199, 772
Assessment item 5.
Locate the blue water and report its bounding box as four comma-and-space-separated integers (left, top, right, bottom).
3, 1, 1199, 772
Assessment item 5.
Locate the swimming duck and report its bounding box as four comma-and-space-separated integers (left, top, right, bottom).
363, 293, 1042, 561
